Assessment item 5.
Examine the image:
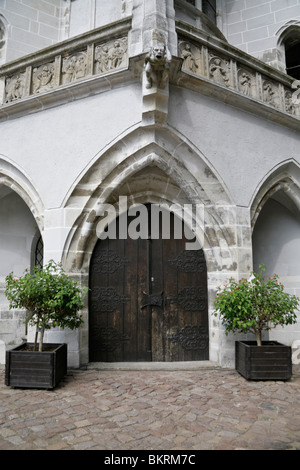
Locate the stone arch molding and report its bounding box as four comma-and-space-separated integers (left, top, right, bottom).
62, 127, 235, 274
251, 159, 300, 230
0, 155, 44, 232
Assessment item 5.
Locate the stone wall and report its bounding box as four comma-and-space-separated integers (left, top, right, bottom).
222, 0, 300, 70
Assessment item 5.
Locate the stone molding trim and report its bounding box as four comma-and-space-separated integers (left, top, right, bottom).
0, 155, 45, 232
250, 160, 300, 230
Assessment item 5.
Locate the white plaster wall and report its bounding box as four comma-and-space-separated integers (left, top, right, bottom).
168, 86, 300, 207
0, 84, 142, 210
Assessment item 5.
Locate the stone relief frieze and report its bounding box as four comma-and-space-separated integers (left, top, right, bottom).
32, 62, 55, 94
238, 67, 255, 98
262, 79, 279, 107
62, 51, 88, 84
179, 40, 201, 75
285, 89, 296, 115
177, 36, 299, 119
209, 54, 232, 88
5, 72, 26, 103
94, 38, 127, 75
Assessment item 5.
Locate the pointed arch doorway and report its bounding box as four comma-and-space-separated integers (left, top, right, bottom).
89, 205, 209, 362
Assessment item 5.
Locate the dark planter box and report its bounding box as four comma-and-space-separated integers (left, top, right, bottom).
5, 343, 67, 389
235, 340, 292, 381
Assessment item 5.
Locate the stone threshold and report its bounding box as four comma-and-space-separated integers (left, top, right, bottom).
86, 360, 221, 371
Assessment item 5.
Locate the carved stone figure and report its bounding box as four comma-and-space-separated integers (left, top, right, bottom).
95, 45, 110, 73
110, 41, 125, 69
285, 89, 296, 115
62, 52, 87, 84
181, 43, 198, 74
94, 38, 127, 74
144, 44, 172, 89
32, 63, 55, 94
209, 56, 230, 87
238, 71, 252, 96
5, 74, 25, 102
263, 80, 275, 105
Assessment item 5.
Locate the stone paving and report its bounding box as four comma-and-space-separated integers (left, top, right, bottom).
0, 365, 300, 451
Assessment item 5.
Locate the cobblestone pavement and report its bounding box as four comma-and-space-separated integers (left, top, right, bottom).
0, 366, 300, 451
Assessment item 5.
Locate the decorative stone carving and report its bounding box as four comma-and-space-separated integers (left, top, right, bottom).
262, 79, 279, 107
285, 89, 296, 115
179, 41, 200, 74
94, 38, 127, 74
5, 73, 26, 102
144, 43, 172, 89
209, 54, 231, 87
32, 62, 55, 94
62, 51, 87, 84
238, 68, 254, 97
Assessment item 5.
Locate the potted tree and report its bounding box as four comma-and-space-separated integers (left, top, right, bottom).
213, 264, 299, 380
4, 260, 86, 389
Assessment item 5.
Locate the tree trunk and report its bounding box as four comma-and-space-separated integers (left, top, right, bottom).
255, 331, 262, 346
39, 327, 45, 352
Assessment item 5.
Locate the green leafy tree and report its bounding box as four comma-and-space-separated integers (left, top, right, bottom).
5, 260, 87, 352
213, 264, 299, 346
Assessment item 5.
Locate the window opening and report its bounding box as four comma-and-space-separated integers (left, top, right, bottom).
34, 235, 44, 269
285, 40, 300, 80
202, 0, 216, 24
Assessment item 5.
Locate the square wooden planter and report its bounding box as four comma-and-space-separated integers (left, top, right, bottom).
235, 340, 292, 381
5, 343, 67, 389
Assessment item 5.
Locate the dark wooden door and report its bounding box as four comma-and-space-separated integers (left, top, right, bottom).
89, 208, 209, 362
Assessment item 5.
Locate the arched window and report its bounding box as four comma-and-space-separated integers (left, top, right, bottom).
285, 37, 300, 79
34, 235, 44, 269
278, 23, 300, 80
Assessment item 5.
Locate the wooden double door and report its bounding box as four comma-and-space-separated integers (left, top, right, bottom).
89, 208, 209, 362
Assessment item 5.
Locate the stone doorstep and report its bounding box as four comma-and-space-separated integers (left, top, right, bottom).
86, 360, 221, 371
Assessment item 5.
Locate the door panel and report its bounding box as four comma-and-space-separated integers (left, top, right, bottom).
89, 208, 209, 362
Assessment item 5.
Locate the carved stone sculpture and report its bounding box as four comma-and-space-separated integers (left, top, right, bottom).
62, 52, 87, 84
5, 73, 25, 102
94, 38, 127, 74
209, 55, 230, 87
180, 43, 198, 74
144, 44, 172, 89
238, 70, 252, 96
263, 80, 275, 104
32, 63, 55, 94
